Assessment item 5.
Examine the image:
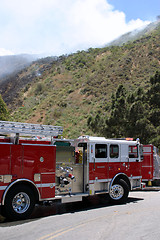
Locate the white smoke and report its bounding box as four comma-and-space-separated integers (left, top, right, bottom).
0, 0, 150, 56
0, 48, 14, 56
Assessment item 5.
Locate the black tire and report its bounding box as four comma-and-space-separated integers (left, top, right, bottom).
109, 179, 129, 204
3, 185, 35, 221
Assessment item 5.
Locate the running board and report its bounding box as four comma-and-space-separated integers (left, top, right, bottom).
55, 193, 89, 203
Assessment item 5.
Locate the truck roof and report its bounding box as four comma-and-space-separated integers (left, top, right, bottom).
77, 135, 139, 145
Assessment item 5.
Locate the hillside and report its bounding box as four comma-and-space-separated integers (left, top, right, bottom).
0, 21, 160, 138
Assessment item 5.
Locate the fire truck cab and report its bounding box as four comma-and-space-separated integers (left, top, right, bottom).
57, 136, 143, 198
0, 121, 143, 220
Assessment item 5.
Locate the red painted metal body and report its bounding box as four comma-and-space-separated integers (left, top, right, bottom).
0, 138, 56, 203
141, 145, 160, 182
88, 142, 142, 182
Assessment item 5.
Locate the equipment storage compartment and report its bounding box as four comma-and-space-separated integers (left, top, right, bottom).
55, 145, 83, 195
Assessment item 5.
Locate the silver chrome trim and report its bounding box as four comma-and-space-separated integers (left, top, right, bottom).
129, 176, 142, 179
109, 173, 129, 192
0, 143, 13, 145
36, 183, 55, 188
141, 166, 152, 168
12, 192, 30, 214
109, 183, 124, 200
21, 143, 53, 147
89, 179, 110, 184
0, 186, 7, 191
41, 172, 55, 175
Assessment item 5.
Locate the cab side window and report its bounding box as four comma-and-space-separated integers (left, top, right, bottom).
110, 144, 119, 158
95, 144, 107, 158
129, 146, 138, 158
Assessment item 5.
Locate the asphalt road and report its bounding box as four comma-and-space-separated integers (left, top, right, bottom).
1, 189, 160, 240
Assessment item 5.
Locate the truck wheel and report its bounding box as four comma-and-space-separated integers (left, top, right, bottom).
3, 185, 35, 221
109, 179, 129, 204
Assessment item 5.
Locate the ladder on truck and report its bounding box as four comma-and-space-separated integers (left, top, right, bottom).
0, 121, 63, 137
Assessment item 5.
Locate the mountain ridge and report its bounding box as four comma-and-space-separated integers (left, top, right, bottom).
107, 19, 160, 46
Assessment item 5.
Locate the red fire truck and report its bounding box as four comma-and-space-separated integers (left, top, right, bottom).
141, 145, 160, 185
0, 121, 144, 220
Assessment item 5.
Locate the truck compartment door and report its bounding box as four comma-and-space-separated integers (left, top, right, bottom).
0, 143, 11, 175
22, 144, 56, 199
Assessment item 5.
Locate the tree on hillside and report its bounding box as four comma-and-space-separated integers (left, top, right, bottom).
105, 84, 129, 138
146, 71, 160, 148
0, 94, 9, 121
88, 84, 128, 138
88, 84, 129, 138
147, 71, 160, 126
88, 71, 160, 147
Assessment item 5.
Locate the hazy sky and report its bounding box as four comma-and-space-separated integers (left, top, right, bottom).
0, 0, 159, 56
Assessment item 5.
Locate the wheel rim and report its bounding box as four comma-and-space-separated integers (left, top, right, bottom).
109, 184, 124, 200
12, 192, 30, 214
